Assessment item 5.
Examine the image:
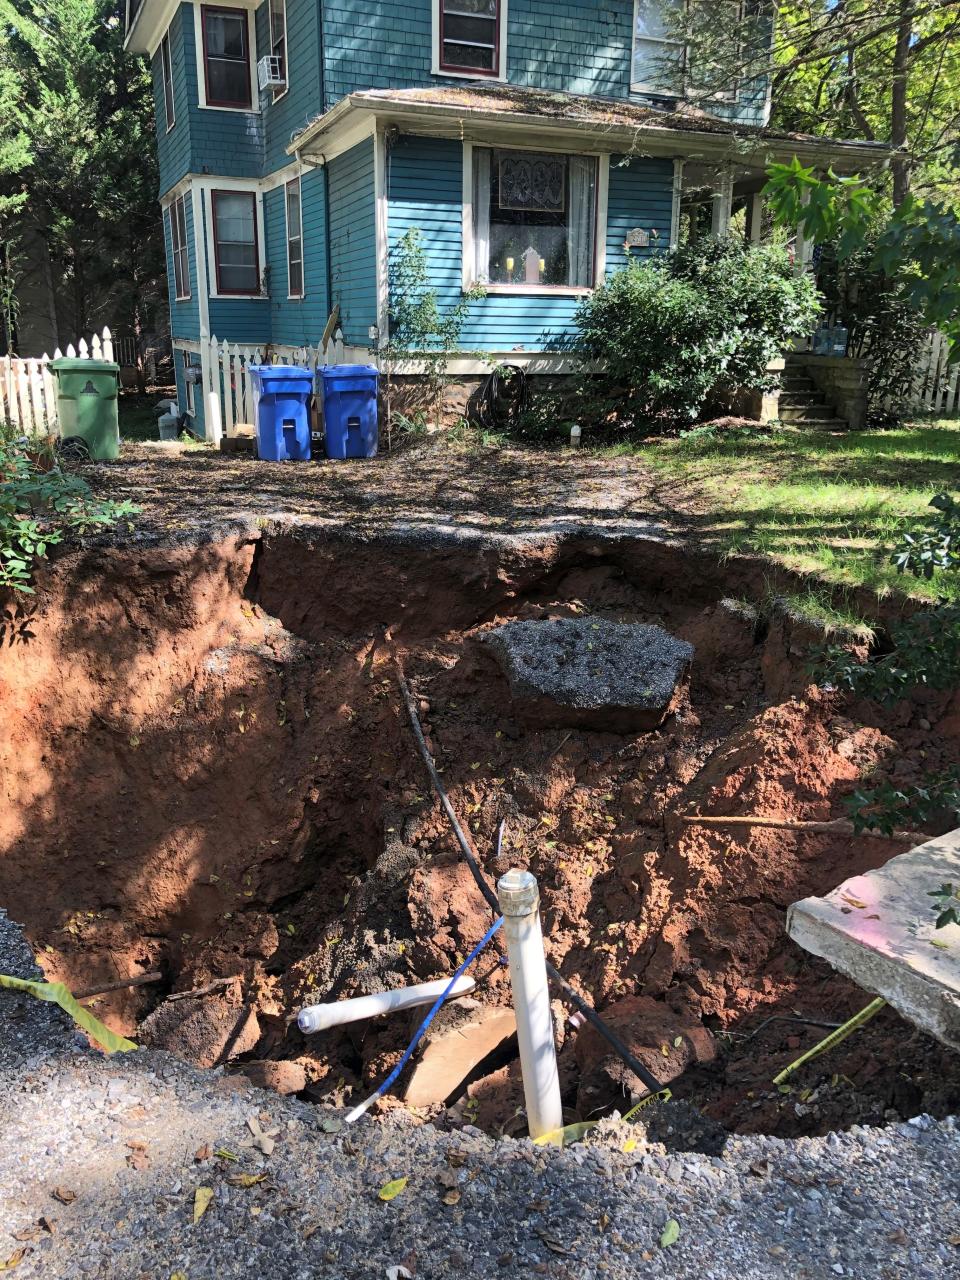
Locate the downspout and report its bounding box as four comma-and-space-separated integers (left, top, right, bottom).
317, 1, 333, 317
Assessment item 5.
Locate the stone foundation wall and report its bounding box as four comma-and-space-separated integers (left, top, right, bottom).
795, 354, 869, 431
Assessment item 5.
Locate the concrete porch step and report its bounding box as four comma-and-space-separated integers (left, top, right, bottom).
787, 829, 960, 1051
778, 417, 850, 430
779, 405, 846, 424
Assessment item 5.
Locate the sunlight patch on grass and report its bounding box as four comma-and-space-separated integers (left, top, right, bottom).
629, 421, 960, 604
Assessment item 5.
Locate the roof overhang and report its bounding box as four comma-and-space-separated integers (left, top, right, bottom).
288, 91, 891, 175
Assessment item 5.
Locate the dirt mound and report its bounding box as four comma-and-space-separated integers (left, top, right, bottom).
2, 528, 959, 1139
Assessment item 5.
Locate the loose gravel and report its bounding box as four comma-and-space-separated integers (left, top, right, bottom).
2, 912, 959, 1279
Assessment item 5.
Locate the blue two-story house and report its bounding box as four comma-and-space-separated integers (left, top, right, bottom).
124, 0, 885, 438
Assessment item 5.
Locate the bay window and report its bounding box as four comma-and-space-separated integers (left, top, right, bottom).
472, 148, 597, 290
211, 190, 260, 295
201, 5, 252, 109
285, 177, 303, 298
269, 0, 287, 99
170, 193, 190, 300
160, 28, 175, 130
437, 0, 502, 78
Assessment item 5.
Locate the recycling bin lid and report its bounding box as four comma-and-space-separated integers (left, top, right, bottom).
49, 358, 120, 373
320, 363, 379, 377
247, 363, 313, 376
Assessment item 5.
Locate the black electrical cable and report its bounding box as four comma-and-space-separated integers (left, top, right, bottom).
396, 666, 664, 1099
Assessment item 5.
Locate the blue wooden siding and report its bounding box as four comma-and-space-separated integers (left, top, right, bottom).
262, 0, 324, 174
605, 155, 676, 272
387, 136, 675, 352
265, 167, 331, 345
327, 139, 377, 345
163, 196, 201, 342
322, 0, 767, 126
153, 4, 192, 195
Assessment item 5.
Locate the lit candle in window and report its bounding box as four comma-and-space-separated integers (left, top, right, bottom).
539, 257, 545, 276
505, 256, 514, 274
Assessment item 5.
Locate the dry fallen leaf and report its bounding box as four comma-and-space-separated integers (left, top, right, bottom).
51, 1188, 77, 1206
441, 1188, 461, 1206
194, 1145, 213, 1162
622, 1138, 638, 1153
0, 1249, 29, 1272
193, 1187, 214, 1224
378, 1177, 409, 1202
446, 1149, 467, 1168
227, 1173, 267, 1189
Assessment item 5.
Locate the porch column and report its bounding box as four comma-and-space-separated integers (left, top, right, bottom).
746, 191, 764, 242
710, 166, 734, 236
795, 186, 815, 272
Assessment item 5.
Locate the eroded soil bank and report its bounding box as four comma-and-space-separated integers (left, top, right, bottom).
2, 525, 959, 1141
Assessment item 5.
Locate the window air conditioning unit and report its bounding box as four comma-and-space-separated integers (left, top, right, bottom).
257, 54, 286, 91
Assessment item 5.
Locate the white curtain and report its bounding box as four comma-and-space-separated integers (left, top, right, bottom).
473, 148, 491, 283
567, 157, 596, 286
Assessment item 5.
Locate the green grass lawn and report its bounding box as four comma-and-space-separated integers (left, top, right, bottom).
622, 419, 960, 605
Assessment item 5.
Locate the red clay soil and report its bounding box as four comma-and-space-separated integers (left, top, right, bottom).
2, 525, 959, 1140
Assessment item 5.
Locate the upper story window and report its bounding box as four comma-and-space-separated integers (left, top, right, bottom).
269, 0, 287, 100
285, 177, 304, 298
631, 0, 683, 94
436, 0, 504, 79
631, 0, 742, 101
471, 147, 597, 292
170, 194, 190, 300
211, 190, 260, 295
160, 28, 175, 130
201, 5, 252, 109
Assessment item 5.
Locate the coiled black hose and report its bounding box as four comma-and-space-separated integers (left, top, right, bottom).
475, 363, 529, 433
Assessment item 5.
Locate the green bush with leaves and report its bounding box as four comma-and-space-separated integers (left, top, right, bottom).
0, 438, 137, 594
570, 238, 821, 433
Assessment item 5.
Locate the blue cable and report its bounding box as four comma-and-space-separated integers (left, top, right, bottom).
344, 914, 504, 1123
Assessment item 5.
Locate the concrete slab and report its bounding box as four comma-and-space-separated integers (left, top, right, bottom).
787, 828, 960, 1051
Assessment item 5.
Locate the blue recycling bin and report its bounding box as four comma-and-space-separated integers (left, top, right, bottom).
320, 364, 379, 459
248, 364, 314, 461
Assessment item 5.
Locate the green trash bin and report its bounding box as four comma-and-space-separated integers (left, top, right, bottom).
49, 358, 121, 460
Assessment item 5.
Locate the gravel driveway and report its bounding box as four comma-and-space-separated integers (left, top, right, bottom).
2, 912, 959, 1280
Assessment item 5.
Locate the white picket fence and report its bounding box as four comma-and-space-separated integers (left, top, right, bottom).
200, 331, 345, 444
1, 328, 115, 436
908, 329, 960, 414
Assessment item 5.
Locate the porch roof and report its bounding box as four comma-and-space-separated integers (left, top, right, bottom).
290, 84, 890, 172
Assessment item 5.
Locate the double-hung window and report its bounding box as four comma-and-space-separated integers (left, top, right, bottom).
437, 0, 502, 78
170, 194, 190, 300
201, 5, 252, 109
285, 177, 304, 298
471, 148, 598, 290
269, 0, 287, 99
160, 29, 175, 130
211, 190, 260, 295
631, 0, 683, 94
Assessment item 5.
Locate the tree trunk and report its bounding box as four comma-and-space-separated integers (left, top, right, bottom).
890, 0, 912, 205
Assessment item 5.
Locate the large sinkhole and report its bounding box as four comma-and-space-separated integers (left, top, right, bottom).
3, 526, 960, 1144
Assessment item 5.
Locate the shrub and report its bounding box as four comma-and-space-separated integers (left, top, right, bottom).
0, 435, 137, 593
570, 238, 821, 432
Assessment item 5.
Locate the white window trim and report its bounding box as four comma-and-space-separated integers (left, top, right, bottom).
160, 26, 176, 132
284, 174, 305, 299
630, 0, 743, 102
199, 178, 268, 301
269, 0, 289, 102
461, 142, 609, 297
431, 0, 508, 82
193, 1, 259, 114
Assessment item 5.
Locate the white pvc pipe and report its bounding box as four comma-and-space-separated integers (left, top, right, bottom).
297, 975, 475, 1034
497, 868, 563, 1140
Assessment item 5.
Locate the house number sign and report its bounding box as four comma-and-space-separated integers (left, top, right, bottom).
623, 227, 651, 250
